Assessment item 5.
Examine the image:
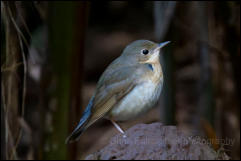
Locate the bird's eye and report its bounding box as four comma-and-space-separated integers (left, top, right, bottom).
142, 49, 149, 55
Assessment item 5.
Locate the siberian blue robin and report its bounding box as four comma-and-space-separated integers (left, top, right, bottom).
66, 40, 170, 143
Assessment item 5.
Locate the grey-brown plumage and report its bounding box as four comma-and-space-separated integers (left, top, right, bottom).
66, 40, 170, 143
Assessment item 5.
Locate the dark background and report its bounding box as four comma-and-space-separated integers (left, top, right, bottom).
1, 1, 240, 160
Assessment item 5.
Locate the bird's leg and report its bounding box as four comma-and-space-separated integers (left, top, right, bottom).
110, 120, 127, 138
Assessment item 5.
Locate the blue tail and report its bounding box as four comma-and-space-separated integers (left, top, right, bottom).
65, 96, 94, 144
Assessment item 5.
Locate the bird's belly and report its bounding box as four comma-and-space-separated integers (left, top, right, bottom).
108, 81, 162, 121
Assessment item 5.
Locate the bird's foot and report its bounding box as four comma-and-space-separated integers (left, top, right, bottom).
122, 134, 127, 138
110, 119, 127, 138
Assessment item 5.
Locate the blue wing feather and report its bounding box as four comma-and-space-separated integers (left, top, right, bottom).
65, 96, 94, 143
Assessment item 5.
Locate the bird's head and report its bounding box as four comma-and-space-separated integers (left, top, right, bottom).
121, 40, 170, 64
122, 40, 170, 63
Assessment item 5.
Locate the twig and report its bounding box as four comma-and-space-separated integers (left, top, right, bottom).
17, 31, 27, 118
6, 0, 28, 131
4, 2, 29, 159
1, 81, 8, 159
15, 2, 32, 40
7, 120, 20, 160
1, 62, 23, 72
7, 3, 29, 47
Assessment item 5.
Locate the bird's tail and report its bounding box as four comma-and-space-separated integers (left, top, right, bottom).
65, 96, 94, 144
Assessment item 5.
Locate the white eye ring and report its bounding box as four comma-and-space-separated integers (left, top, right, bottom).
141, 49, 149, 55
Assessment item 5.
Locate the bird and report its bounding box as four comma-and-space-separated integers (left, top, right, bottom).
66, 40, 170, 143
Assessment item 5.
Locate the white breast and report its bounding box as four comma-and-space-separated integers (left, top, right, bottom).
109, 80, 163, 121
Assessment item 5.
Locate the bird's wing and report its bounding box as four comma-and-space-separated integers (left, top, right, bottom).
65, 64, 151, 143
84, 64, 149, 129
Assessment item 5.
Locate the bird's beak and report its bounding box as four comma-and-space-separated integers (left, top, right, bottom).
153, 41, 170, 53
158, 41, 171, 49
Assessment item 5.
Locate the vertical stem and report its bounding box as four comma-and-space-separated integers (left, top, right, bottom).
195, 1, 215, 127
153, 1, 176, 125
1, 2, 22, 159
44, 2, 74, 159
1, 95, 6, 160
68, 2, 89, 160
161, 45, 176, 125
44, 2, 88, 159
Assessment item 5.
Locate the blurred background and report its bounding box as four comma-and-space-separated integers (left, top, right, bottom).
1, 1, 240, 160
